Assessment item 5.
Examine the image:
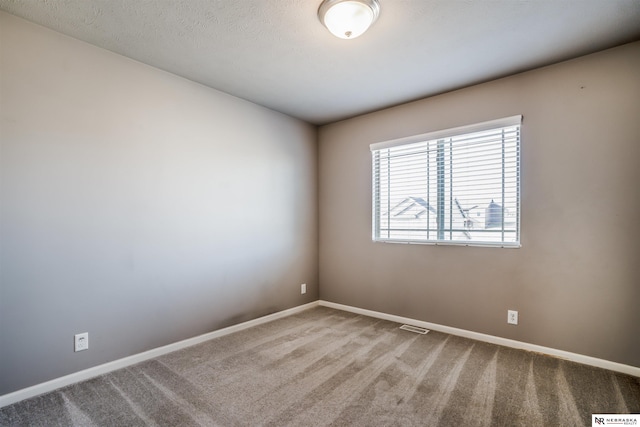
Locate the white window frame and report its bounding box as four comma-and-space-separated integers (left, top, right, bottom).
370, 115, 522, 248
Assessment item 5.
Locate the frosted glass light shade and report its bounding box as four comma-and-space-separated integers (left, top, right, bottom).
318, 0, 380, 39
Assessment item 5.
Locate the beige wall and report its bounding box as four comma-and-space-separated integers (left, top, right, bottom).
0, 11, 318, 395
318, 42, 640, 367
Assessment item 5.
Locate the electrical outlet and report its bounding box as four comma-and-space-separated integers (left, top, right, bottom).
74, 332, 89, 352
301, 283, 306, 294
507, 310, 518, 325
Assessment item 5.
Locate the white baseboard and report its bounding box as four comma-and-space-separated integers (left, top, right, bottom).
319, 300, 640, 378
3, 299, 637, 409
0, 301, 320, 409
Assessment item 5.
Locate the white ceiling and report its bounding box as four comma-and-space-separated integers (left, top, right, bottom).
2, 0, 640, 125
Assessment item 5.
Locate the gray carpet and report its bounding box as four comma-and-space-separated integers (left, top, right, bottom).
1, 307, 639, 426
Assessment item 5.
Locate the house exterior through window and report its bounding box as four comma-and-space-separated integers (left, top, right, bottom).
371, 116, 521, 247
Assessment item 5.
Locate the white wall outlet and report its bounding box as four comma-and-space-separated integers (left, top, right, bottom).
301, 283, 306, 294
74, 332, 89, 352
507, 310, 518, 325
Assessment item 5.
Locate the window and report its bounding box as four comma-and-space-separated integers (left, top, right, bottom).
371, 116, 521, 247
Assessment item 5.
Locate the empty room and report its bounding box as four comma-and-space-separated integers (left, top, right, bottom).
1, 1, 639, 425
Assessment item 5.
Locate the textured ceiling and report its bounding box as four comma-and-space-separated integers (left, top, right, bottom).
1, 0, 640, 125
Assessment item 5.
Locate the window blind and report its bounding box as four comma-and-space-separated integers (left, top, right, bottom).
371, 116, 521, 247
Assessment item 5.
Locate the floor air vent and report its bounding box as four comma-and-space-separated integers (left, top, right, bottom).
399, 324, 429, 334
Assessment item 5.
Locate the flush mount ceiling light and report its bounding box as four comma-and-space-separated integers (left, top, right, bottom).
318, 0, 380, 39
